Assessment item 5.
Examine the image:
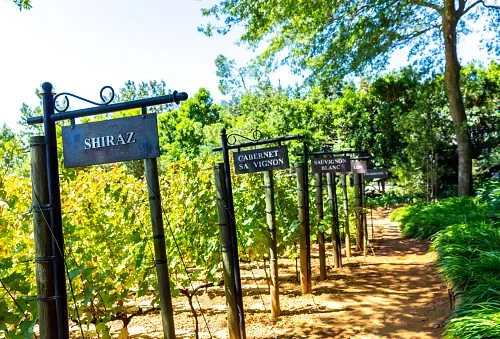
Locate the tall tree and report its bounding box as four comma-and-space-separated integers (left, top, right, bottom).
202, 0, 500, 196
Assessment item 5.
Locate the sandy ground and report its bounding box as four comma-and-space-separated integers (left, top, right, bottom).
70, 208, 451, 338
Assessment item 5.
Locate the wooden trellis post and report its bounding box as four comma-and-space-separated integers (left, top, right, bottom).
214, 163, 242, 339
264, 170, 280, 318
296, 163, 312, 294
144, 156, 176, 339
326, 173, 342, 268
314, 173, 327, 280
30, 136, 58, 338
341, 174, 351, 257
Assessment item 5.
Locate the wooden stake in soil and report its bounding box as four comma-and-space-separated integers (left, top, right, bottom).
353, 173, 364, 252
144, 158, 176, 339
30, 136, 58, 338
296, 163, 312, 294
361, 175, 368, 255
326, 173, 342, 268
214, 164, 242, 339
314, 173, 327, 280
263, 170, 280, 318
341, 174, 351, 257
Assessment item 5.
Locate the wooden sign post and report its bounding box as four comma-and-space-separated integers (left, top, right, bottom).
28, 83, 187, 339
310, 156, 351, 268
213, 132, 303, 329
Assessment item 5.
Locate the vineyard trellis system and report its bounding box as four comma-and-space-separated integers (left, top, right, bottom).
22, 82, 394, 339
212, 129, 305, 338
27, 82, 188, 339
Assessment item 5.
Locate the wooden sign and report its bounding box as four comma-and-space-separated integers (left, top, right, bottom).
311, 156, 351, 173
364, 168, 389, 180
234, 146, 289, 174
350, 159, 368, 174
62, 114, 160, 168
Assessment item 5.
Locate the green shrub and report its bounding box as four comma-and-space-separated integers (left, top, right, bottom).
390, 197, 490, 239
391, 189, 500, 338
433, 221, 500, 338
432, 221, 499, 288
475, 178, 500, 215
444, 299, 500, 339
365, 190, 424, 208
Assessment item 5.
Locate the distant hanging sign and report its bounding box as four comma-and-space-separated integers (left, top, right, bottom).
364, 168, 389, 180
350, 159, 368, 174
311, 156, 351, 173
234, 146, 289, 174
62, 114, 160, 168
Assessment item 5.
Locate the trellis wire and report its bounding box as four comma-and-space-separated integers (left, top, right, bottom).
148, 178, 215, 339
220, 196, 279, 339
32, 190, 85, 338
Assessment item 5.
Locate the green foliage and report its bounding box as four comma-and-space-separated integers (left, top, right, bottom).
0, 125, 26, 176
202, 0, 499, 196
158, 88, 222, 162
202, 1, 498, 87
475, 178, 500, 212
432, 220, 500, 339
0, 174, 37, 335
393, 188, 500, 338
432, 221, 500, 290
366, 191, 424, 209
444, 299, 500, 339
390, 197, 490, 239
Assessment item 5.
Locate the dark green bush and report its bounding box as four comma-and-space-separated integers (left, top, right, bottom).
444, 299, 500, 339
432, 221, 500, 289
433, 221, 500, 338
390, 197, 490, 239
475, 178, 500, 215
390, 187, 500, 338
366, 190, 425, 208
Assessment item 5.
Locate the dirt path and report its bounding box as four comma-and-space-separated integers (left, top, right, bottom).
75, 208, 451, 338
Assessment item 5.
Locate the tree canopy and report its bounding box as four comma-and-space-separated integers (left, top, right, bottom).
202, 1, 498, 86
202, 0, 500, 196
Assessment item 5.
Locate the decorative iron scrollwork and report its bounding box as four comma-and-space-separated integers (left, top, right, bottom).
54, 86, 115, 113
227, 128, 263, 145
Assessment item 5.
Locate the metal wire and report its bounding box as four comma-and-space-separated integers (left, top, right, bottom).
32, 190, 85, 338
146, 177, 214, 339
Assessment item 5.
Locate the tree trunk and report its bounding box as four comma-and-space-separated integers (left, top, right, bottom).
442, 2, 473, 196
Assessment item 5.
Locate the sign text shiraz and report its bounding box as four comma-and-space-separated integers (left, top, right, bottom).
62, 114, 160, 168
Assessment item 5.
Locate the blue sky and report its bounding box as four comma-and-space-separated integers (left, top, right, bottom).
0, 0, 494, 131
0, 0, 258, 129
